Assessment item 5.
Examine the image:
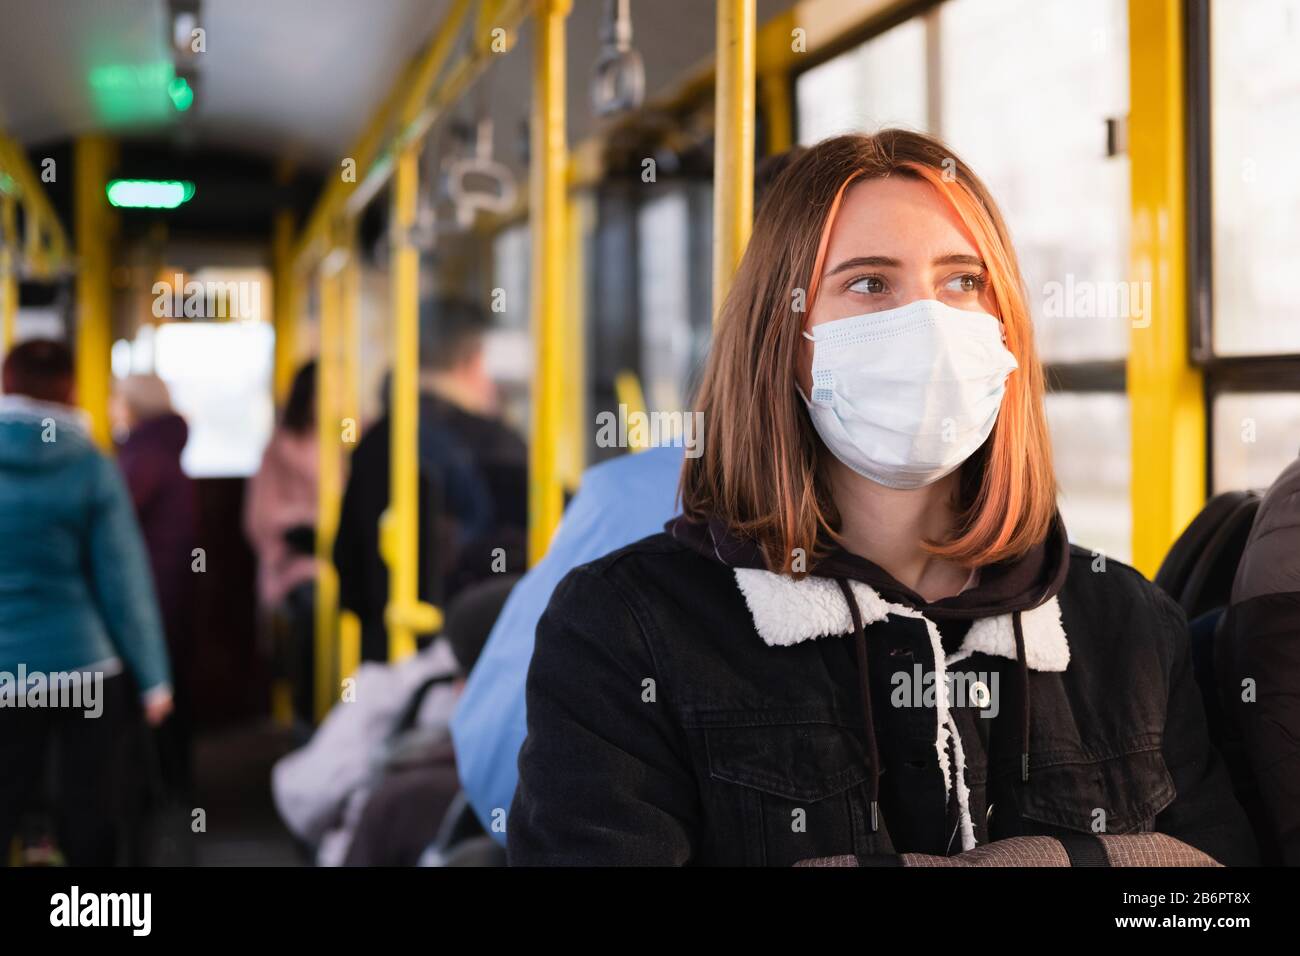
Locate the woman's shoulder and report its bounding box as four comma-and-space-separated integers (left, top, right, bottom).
1061, 543, 1177, 605
543, 531, 743, 641
560, 531, 728, 599
1058, 543, 1186, 660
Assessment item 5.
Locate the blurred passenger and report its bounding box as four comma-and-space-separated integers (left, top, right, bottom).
113, 373, 198, 796
343, 574, 517, 866
508, 131, 1256, 866
1225, 451, 1300, 864
272, 576, 515, 865
334, 296, 525, 662
0, 340, 172, 865
452, 445, 683, 840
452, 146, 806, 840
244, 360, 319, 726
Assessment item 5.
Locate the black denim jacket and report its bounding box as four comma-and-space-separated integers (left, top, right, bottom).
508, 530, 1258, 866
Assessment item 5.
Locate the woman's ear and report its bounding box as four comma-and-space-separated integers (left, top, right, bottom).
796, 331, 815, 396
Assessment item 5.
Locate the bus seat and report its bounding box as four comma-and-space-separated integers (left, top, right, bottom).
1155, 489, 1280, 862
418, 790, 506, 866
1154, 490, 1261, 621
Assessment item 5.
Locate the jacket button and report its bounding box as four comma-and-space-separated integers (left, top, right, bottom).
970, 680, 990, 708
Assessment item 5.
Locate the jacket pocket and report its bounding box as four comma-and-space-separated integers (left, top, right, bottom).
1006, 748, 1176, 836
703, 720, 872, 865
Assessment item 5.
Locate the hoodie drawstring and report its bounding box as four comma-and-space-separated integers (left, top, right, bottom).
835, 578, 880, 833
1012, 610, 1031, 782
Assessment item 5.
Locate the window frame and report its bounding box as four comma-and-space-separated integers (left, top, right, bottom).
1188, 0, 1300, 492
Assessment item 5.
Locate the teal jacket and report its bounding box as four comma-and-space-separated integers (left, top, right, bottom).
0, 395, 171, 695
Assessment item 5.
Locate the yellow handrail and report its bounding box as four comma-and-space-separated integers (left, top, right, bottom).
0, 132, 71, 278
1, 195, 16, 353
382, 0, 482, 663
712, 0, 756, 322
526, 0, 572, 565
271, 211, 298, 403
73, 136, 115, 450
1127, 0, 1203, 577
613, 370, 648, 453
314, 240, 343, 720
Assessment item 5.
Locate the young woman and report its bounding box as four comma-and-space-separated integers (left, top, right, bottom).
508, 131, 1256, 866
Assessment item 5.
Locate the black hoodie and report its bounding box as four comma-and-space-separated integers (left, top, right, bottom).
663, 512, 1072, 853
509, 516, 1257, 865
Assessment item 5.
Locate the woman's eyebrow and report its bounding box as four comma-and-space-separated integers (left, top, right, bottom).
823, 253, 986, 279
933, 253, 987, 269
823, 255, 901, 277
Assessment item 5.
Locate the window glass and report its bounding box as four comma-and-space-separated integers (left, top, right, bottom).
941, 0, 1130, 362
152, 320, 275, 478
1212, 393, 1300, 492
1044, 392, 1132, 563
637, 190, 695, 414
491, 223, 533, 434
1210, 0, 1300, 355
795, 18, 928, 145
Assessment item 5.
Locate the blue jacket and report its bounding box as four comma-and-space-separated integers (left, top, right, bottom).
450, 444, 684, 841
0, 396, 171, 695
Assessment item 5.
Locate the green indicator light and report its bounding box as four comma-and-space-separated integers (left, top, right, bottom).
167, 76, 194, 111
106, 179, 196, 209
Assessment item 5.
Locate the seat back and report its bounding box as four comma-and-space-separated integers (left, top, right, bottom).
1156, 489, 1281, 862
1154, 490, 1261, 620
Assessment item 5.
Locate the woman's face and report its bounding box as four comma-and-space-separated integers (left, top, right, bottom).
798, 175, 998, 392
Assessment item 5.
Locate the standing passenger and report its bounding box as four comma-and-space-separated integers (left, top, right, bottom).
244, 360, 319, 726
508, 131, 1257, 866
334, 297, 524, 662
0, 340, 172, 865
113, 373, 198, 796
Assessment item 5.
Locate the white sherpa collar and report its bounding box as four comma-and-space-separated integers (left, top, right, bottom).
732, 568, 1069, 673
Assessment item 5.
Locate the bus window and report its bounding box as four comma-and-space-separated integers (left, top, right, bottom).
1213, 393, 1300, 492
795, 17, 928, 145
153, 320, 275, 478
1210, 0, 1300, 355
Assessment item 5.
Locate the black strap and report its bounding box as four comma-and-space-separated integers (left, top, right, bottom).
1057, 834, 1110, 867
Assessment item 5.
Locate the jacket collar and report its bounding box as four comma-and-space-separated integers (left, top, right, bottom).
733, 568, 1069, 672
0, 394, 90, 432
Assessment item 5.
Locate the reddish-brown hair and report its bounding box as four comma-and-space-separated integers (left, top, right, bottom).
2, 339, 75, 404
680, 130, 1057, 573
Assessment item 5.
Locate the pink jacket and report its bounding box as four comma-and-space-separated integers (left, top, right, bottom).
245, 428, 320, 607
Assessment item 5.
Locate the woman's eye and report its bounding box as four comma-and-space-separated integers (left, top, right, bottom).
848, 276, 887, 295
945, 273, 985, 294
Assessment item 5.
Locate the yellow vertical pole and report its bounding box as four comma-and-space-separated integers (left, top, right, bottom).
712, 0, 756, 321
74, 135, 114, 448
757, 9, 796, 156
527, 0, 571, 564
270, 210, 299, 727
379, 2, 469, 660
338, 223, 362, 679
1128, 0, 1203, 577
386, 144, 423, 661
1, 195, 16, 354
272, 211, 298, 404
558, 183, 587, 492
314, 248, 342, 721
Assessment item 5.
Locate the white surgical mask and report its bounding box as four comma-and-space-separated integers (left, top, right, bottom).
800, 298, 1018, 489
